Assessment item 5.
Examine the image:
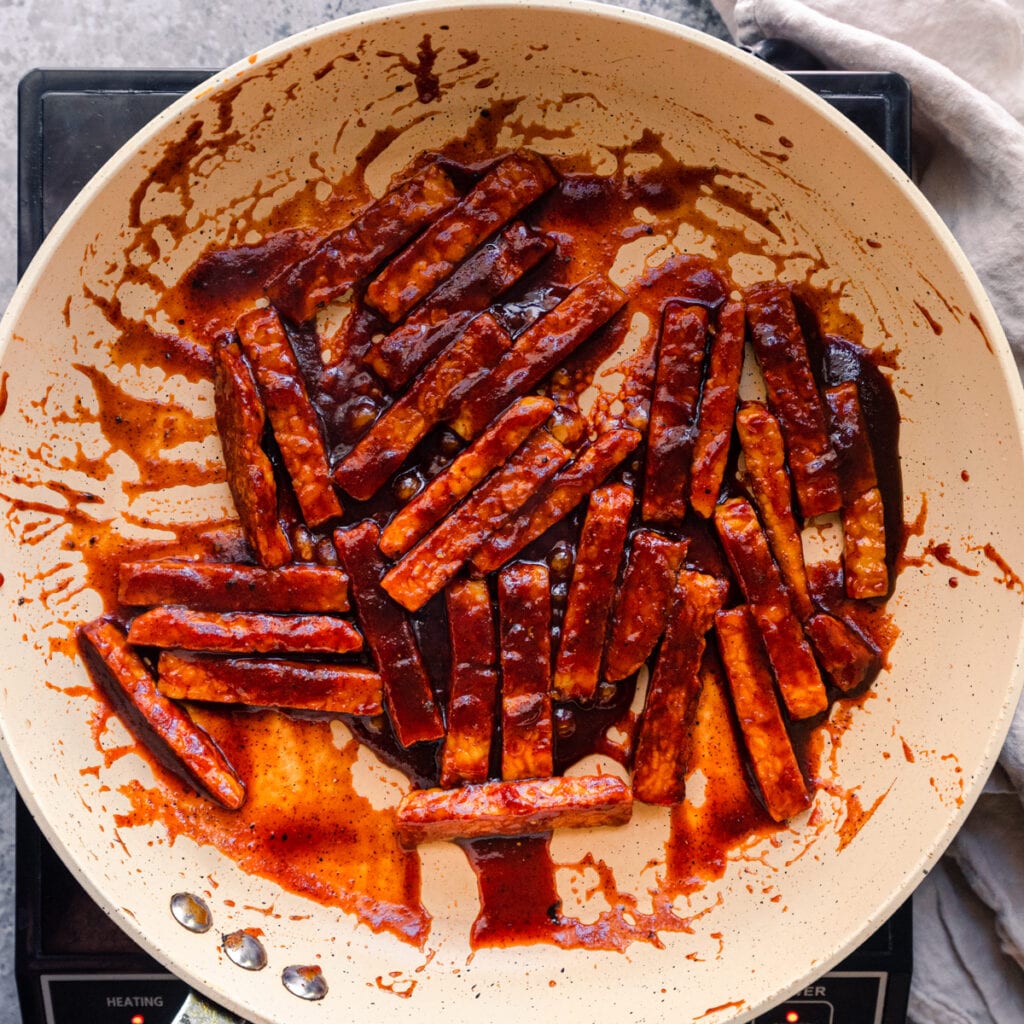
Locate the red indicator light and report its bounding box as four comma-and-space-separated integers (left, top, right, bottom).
785, 1013, 799, 1023
131, 1016, 144, 1024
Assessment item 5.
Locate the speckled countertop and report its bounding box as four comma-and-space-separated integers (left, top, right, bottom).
0, 2, 728, 1020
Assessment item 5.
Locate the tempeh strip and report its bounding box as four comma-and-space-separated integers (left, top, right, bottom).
824, 381, 889, 599
603, 530, 689, 682
471, 427, 642, 575
714, 497, 827, 719
632, 570, 729, 805
269, 163, 459, 322
236, 307, 342, 526
118, 560, 350, 613
77, 618, 245, 810
379, 397, 555, 558
641, 303, 709, 524
690, 301, 745, 517
449, 274, 628, 440
715, 606, 810, 822
553, 484, 634, 701
440, 580, 500, 787
382, 430, 570, 612
499, 562, 554, 780
334, 521, 444, 746
334, 313, 513, 501
395, 775, 632, 847
365, 151, 557, 322
213, 337, 291, 568
157, 651, 383, 715
745, 281, 841, 518
736, 401, 814, 620
366, 221, 554, 388
128, 608, 362, 655
804, 612, 879, 692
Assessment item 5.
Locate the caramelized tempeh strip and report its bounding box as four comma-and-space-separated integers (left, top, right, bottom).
213, 337, 291, 568
269, 163, 459, 322
334, 313, 513, 501
632, 571, 728, 805
118, 560, 350, 613
715, 606, 810, 822
450, 275, 628, 440
128, 608, 362, 654
603, 530, 689, 682
236, 307, 342, 526
334, 521, 444, 746
77, 618, 245, 809
440, 581, 500, 787
641, 303, 709, 524
690, 301, 745, 518
471, 427, 642, 574
157, 651, 383, 715
824, 381, 889, 599
804, 612, 879, 692
365, 151, 557, 323
395, 775, 632, 847
379, 397, 555, 558
382, 430, 570, 612
366, 222, 554, 388
745, 281, 841, 518
553, 484, 634, 701
715, 497, 827, 719
736, 401, 814, 620
499, 562, 554, 780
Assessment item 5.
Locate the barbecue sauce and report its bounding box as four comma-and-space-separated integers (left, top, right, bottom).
56, 96, 906, 954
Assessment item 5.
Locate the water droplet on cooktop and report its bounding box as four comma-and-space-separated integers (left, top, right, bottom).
223, 930, 267, 971
170, 892, 212, 933
282, 964, 328, 1000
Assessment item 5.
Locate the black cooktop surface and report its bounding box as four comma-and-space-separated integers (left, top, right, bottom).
15, 66, 913, 1024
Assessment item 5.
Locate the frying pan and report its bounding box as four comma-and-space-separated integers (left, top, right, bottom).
1, 2, 1023, 1022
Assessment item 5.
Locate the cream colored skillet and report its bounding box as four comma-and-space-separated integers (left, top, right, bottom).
0, 3, 1022, 1022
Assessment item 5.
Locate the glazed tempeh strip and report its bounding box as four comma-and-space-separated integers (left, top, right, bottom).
236, 307, 342, 526
395, 775, 633, 847
378, 397, 555, 559
382, 430, 570, 612
213, 337, 291, 569
366, 221, 554, 388
450, 274, 628, 440
745, 281, 841, 518
804, 612, 878, 692
824, 381, 888, 599
78, 618, 245, 810
334, 313, 513, 501
118, 560, 350, 613
127, 608, 362, 655
269, 163, 459, 322
365, 151, 557, 323
471, 427, 642, 574
552, 484, 634, 702
736, 401, 814, 620
715, 497, 828, 719
603, 530, 689, 682
157, 651, 383, 715
440, 580, 500, 787
689, 301, 745, 518
715, 606, 810, 822
641, 303, 709, 524
499, 562, 554, 780
632, 570, 729, 805
334, 521, 444, 746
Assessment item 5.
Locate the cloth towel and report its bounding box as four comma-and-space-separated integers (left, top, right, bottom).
710, 1, 1024, 1020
